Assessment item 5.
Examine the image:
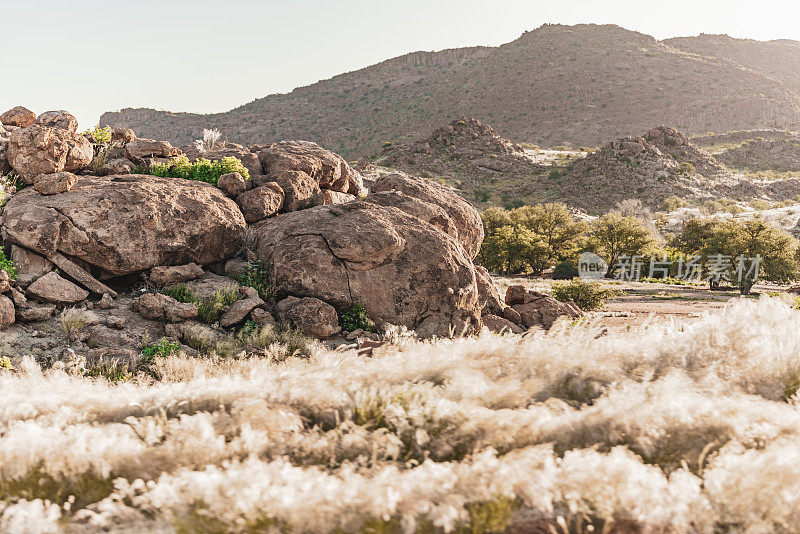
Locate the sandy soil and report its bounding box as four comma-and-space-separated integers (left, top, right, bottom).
492, 276, 794, 333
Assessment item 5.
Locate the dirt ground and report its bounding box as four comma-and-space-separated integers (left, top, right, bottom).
492, 276, 795, 333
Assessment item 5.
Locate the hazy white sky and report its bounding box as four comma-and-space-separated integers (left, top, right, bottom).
4, 0, 800, 129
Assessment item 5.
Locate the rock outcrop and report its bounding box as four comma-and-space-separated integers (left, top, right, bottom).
372, 172, 484, 259
7, 125, 93, 182
1, 175, 246, 277
247, 201, 481, 337
0, 106, 36, 128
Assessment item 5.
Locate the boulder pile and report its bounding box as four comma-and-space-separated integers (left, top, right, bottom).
0, 106, 580, 361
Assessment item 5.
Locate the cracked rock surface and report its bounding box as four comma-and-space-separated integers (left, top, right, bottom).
247, 201, 481, 338
0, 174, 246, 277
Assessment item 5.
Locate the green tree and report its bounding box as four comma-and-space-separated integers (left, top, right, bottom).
672, 217, 797, 294
586, 212, 655, 277
510, 203, 586, 265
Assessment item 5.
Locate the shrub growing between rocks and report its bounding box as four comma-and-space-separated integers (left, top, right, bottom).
135, 156, 250, 185
0, 248, 16, 279
339, 302, 374, 332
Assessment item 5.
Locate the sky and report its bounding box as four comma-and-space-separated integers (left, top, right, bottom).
4, 0, 800, 129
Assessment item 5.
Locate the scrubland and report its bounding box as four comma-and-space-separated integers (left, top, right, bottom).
3, 297, 800, 532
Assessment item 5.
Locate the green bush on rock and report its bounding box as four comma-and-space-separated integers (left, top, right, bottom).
135, 156, 250, 186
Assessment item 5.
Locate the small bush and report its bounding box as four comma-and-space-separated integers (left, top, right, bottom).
552, 279, 620, 311
339, 302, 374, 332
163, 285, 241, 324
0, 356, 12, 370
61, 308, 92, 342
197, 288, 241, 324
140, 338, 182, 364
234, 261, 275, 302
138, 156, 250, 186
548, 168, 561, 180
0, 247, 16, 279
83, 361, 131, 383
82, 125, 112, 144
552, 261, 579, 280
474, 188, 491, 202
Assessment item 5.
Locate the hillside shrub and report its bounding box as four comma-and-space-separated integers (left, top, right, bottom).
552, 278, 620, 311
140, 338, 182, 364
552, 261, 579, 280
233, 261, 275, 302
136, 156, 250, 186
163, 285, 242, 324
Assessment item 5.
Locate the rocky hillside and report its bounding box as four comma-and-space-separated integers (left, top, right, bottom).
100, 24, 800, 158
716, 135, 800, 172
1, 106, 579, 362
666, 34, 800, 90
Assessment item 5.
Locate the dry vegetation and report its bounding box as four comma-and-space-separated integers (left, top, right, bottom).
2, 298, 800, 531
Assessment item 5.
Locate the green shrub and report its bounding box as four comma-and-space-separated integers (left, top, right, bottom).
197, 288, 241, 324
233, 261, 275, 302
140, 338, 182, 364
83, 361, 131, 382
339, 302, 374, 332
552, 261, 579, 280
548, 168, 561, 180
163, 285, 241, 324
0, 247, 16, 279
138, 156, 250, 186
552, 279, 620, 311
82, 125, 112, 144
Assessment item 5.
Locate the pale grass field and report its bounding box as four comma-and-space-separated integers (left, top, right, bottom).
3, 298, 800, 532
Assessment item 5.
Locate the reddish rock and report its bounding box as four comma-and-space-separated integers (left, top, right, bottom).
26, 272, 88, 305
482, 314, 524, 334
372, 172, 484, 259
0, 295, 13, 329
276, 296, 340, 339
474, 264, 503, 315
366, 191, 458, 240
247, 201, 480, 338
7, 126, 93, 182
150, 263, 205, 286
505, 285, 527, 306
236, 183, 284, 222
0, 106, 36, 128
0, 175, 246, 277
220, 296, 264, 329
258, 140, 365, 195
124, 138, 179, 160
217, 171, 249, 197
33, 110, 78, 132
264, 170, 322, 212
33, 171, 78, 195
322, 189, 357, 205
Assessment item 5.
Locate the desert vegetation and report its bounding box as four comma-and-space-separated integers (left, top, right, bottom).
2, 298, 800, 531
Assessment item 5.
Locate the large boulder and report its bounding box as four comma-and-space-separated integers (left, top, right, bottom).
258, 140, 365, 195
0, 136, 9, 175
0, 106, 36, 128
33, 110, 78, 132
366, 190, 459, 241
235, 183, 284, 223
33, 171, 78, 195
263, 170, 322, 212
0, 175, 246, 277
372, 172, 484, 259
7, 126, 93, 182
247, 202, 481, 338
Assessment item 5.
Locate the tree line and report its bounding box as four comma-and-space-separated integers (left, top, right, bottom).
478, 202, 799, 294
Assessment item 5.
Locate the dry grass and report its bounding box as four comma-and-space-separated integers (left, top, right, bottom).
4, 298, 800, 531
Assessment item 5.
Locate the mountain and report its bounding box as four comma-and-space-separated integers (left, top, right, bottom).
664, 34, 800, 90
101, 24, 800, 158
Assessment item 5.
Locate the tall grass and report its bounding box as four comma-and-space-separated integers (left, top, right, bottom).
4, 298, 800, 531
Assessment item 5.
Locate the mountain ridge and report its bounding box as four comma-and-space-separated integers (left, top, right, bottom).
101, 24, 800, 158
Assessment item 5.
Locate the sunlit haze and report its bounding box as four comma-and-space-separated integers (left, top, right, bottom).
4, 0, 800, 129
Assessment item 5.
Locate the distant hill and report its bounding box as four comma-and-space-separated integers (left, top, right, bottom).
101, 24, 800, 158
